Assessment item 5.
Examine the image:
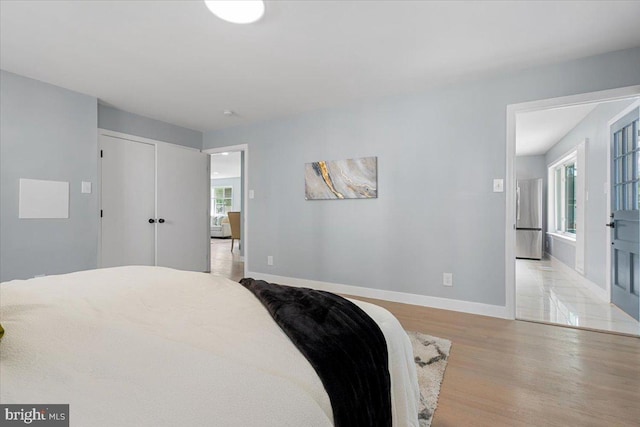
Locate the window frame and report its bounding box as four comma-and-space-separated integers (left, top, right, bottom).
212, 186, 233, 216
548, 151, 578, 240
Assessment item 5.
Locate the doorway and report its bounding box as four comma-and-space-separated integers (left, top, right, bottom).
204, 144, 249, 280
506, 86, 640, 335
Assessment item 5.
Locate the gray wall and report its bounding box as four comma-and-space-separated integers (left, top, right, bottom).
1, 70, 98, 281
545, 99, 636, 290
203, 47, 640, 308
516, 155, 546, 180
547, 236, 576, 270
98, 104, 202, 149
516, 155, 548, 242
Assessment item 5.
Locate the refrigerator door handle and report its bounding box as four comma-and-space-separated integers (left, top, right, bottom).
516, 186, 521, 221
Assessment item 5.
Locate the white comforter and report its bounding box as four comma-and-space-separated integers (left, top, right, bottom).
0, 266, 419, 426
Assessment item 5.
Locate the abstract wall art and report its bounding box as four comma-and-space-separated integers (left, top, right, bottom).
305, 156, 377, 200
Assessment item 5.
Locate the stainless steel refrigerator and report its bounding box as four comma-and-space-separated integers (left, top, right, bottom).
516, 178, 543, 260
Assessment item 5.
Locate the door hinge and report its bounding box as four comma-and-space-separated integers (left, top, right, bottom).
100, 150, 103, 158
100, 209, 103, 218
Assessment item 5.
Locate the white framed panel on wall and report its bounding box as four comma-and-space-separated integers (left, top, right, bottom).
19, 178, 69, 219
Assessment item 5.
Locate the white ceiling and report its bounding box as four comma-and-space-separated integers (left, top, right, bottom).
1, 1, 640, 132
515, 104, 599, 156
211, 151, 241, 179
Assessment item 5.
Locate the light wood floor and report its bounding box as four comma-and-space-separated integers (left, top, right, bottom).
210, 237, 244, 282
351, 296, 640, 427
208, 247, 640, 426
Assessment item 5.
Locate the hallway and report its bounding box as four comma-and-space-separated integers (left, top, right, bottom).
516, 257, 639, 335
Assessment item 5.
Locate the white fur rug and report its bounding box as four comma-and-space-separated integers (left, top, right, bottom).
408, 331, 452, 427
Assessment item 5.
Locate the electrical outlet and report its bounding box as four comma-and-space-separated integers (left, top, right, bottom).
443, 273, 453, 287
267, 255, 273, 266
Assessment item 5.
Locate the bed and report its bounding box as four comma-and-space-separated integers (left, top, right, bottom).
0, 266, 419, 426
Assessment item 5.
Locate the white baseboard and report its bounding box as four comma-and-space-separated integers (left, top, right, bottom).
548, 255, 609, 303
246, 271, 510, 319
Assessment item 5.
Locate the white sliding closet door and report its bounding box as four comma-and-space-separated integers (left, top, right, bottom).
100, 135, 156, 267
99, 132, 209, 272
156, 143, 210, 272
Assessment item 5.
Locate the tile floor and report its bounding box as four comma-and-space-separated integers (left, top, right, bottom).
516, 257, 639, 335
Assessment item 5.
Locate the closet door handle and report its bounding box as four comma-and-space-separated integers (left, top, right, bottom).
158, 218, 165, 224
148, 218, 156, 224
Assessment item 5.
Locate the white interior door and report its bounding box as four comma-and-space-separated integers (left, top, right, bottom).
100, 135, 156, 267
156, 143, 210, 272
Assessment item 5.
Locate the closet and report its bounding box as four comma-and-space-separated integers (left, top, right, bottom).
99, 131, 209, 272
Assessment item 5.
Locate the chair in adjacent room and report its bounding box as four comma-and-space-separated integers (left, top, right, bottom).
227, 211, 241, 253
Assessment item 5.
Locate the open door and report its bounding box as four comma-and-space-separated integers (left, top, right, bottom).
609, 107, 639, 321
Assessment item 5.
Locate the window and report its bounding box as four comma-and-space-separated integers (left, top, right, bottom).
550, 152, 577, 236
547, 141, 586, 273
612, 120, 639, 211
212, 186, 232, 215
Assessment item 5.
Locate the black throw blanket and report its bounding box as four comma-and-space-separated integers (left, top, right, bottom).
239, 278, 391, 427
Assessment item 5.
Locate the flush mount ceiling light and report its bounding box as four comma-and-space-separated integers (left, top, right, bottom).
204, 0, 265, 24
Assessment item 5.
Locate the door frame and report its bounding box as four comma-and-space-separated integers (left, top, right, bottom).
203, 144, 249, 278
606, 99, 640, 306
504, 85, 640, 319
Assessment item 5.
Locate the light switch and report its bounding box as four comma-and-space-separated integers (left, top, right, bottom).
493, 179, 504, 193
249, 190, 255, 199
81, 181, 92, 194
